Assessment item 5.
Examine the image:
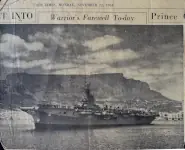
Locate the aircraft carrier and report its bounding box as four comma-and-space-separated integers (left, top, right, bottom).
24, 83, 158, 129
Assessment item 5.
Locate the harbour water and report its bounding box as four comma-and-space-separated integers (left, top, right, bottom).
0, 122, 183, 150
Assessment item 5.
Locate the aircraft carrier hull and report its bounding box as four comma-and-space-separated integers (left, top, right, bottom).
35, 114, 156, 129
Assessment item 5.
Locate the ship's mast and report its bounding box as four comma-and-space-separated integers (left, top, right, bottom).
83, 80, 95, 105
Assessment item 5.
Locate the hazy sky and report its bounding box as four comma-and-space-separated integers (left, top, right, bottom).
0, 25, 183, 101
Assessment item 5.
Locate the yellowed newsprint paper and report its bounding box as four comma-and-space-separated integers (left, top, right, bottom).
0, 0, 184, 149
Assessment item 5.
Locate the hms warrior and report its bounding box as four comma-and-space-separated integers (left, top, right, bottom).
33, 83, 158, 129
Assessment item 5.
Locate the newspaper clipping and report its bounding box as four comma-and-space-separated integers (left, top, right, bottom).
0, 0, 184, 149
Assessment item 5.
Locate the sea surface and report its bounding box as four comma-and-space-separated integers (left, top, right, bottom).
0, 122, 183, 150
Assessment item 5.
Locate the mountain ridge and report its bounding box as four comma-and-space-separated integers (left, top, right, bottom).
0, 73, 182, 112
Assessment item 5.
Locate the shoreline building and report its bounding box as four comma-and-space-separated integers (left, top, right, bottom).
159, 111, 183, 121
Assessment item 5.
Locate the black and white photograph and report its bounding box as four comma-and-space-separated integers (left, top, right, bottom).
0, 25, 183, 149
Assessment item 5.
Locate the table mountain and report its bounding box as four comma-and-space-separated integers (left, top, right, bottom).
0, 73, 182, 112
